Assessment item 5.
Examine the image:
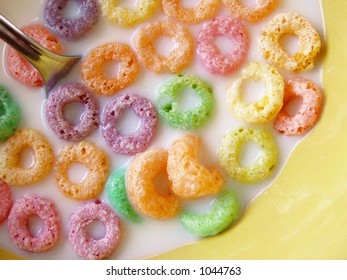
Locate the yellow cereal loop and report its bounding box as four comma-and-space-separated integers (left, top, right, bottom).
259, 12, 321, 72
0, 128, 54, 186
127, 148, 180, 219
167, 134, 224, 198
55, 141, 108, 200
227, 62, 284, 124
218, 128, 278, 184
99, 0, 159, 27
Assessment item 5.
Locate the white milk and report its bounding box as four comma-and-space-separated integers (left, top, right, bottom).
0, 0, 325, 259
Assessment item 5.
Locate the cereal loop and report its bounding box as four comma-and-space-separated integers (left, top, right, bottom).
106, 168, 141, 223
82, 43, 139, 95
101, 94, 158, 155
100, 0, 158, 27
180, 188, 240, 236
55, 141, 108, 200
45, 82, 99, 141
223, 0, 278, 23
8, 194, 60, 253
168, 134, 224, 198
259, 12, 321, 72
218, 128, 278, 183
157, 74, 214, 129
0, 128, 54, 186
197, 17, 249, 75
162, 0, 220, 24
0, 85, 21, 141
126, 148, 180, 219
44, 0, 99, 41
274, 78, 323, 136
135, 21, 194, 74
227, 62, 284, 124
6, 24, 63, 87
0, 179, 13, 224
68, 200, 121, 260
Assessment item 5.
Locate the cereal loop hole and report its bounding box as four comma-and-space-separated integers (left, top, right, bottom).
175, 87, 202, 112
63, 102, 85, 125
62, 0, 81, 19
85, 220, 106, 240
240, 79, 266, 104
102, 60, 121, 79
240, 0, 258, 8
154, 36, 175, 57
279, 34, 300, 56
28, 215, 44, 237
180, 0, 201, 9
153, 172, 171, 196
67, 162, 89, 183
19, 147, 35, 169
116, 0, 137, 9
236, 141, 263, 167
283, 96, 303, 116
215, 36, 238, 56
115, 108, 141, 136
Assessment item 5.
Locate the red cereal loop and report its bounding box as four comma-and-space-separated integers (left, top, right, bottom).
197, 17, 249, 75
6, 24, 63, 87
7, 194, 60, 253
274, 78, 323, 136
0, 179, 13, 224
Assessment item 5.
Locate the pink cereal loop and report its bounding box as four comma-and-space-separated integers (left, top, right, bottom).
7, 194, 60, 253
274, 78, 323, 136
0, 179, 13, 224
197, 17, 249, 75
68, 201, 121, 260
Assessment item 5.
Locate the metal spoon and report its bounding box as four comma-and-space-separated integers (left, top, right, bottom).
0, 14, 81, 96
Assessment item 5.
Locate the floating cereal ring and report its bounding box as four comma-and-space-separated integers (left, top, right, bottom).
162, 0, 220, 24
101, 94, 158, 155
180, 188, 240, 236
55, 141, 108, 200
6, 24, 63, 87
100, 0, 158, 27
218, 128, 278, 183
44, 0, 99, 40
197, 17, 249, 75
0, 85, 21, 141
0, 179, 13, 224
227, 62, 284, 124
68, 200, 121, 259
45, 82, 99, 141
82, 43, 139, 95
275, 78, 323, 136
168, 134, 224, 198
135, 21, 194, 74
8, 194, 60, 253
223, 0, 278, 23
127, 148, 180, 219
259, 12, 321, 72
157, 74, 214, 129
0, 128, 54, 186
106, 168, 141, 223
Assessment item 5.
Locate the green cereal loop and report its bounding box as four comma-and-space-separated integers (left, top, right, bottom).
218, 127, 278, 183
157, 74, 214, 129
0, 85, 21, 141
106, 168, 141, 223
180, 188, 240, 237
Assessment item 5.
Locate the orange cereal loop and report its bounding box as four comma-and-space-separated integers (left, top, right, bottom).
0, 128, 54, 186
55, 141, 108, 200
135, 20, 194, 74
167, 134, 224, 199
6, 24, 63, 87
259, 12, 321, 72
81, 43, 139, 95
223, 0, 278, 23
161, 0, 220, 24
126, 148, 180, 219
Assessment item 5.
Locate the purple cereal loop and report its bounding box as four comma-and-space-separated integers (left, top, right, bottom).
44, 0, 99, 41
101, 93, 158, 155
68, 201, 121, 260
7, 194, 60, 253
45, 82, 99, 141
197, 17, 249, 75
0, 179, 13, 224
